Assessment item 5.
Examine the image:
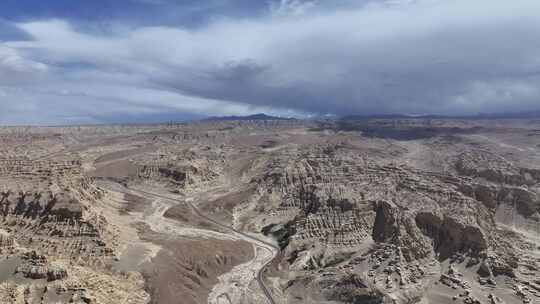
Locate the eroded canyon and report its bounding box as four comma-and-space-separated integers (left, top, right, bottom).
0, 118, 539, 304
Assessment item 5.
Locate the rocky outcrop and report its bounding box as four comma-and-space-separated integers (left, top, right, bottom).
415, 212, 487, 259
231, 144, 540, 303
136, 163, 220, 191
0, 230, 14, 247
14, 251, 68, 281
15, 264, 68, 281
0, 189, 113, 261
455, 151, 540, 186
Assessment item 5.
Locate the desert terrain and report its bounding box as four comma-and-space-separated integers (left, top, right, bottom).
0, 117, 539, 304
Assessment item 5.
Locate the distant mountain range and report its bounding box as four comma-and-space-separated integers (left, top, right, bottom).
203, 113, 295, 121
201, 111, 540, 123
342, 110, 540, 120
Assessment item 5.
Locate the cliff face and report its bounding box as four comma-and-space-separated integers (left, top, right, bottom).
231, 145, 540, 303
0, 154, 142, 304
0, 190, 111, 258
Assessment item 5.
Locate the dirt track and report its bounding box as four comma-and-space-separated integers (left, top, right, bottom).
127, 187, 279, 304
99, 180, 278, 304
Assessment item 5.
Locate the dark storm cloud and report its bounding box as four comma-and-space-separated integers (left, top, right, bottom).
1, 0, 540, 124
131, 0, 540, 116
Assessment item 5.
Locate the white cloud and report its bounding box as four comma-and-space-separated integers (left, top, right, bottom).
270, 0, 317, 17
2, 0, 540, 124
0, 45, 48, 85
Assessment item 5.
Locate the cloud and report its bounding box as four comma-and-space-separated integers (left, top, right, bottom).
270, 0, 317, 16
0, 45, 48, 87
2, 0, 540, 124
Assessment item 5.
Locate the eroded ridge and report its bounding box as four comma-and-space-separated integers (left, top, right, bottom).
0, 119, 539, 304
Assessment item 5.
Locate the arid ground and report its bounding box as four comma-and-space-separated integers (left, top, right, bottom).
0, 117, 539, 304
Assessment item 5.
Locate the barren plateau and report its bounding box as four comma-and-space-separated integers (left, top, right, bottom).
0, 118, 539, 304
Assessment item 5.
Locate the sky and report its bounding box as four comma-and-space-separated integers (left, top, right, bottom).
1, 0, 540, 125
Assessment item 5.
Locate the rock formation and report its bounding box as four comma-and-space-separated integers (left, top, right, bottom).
0, 119, 539, 303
